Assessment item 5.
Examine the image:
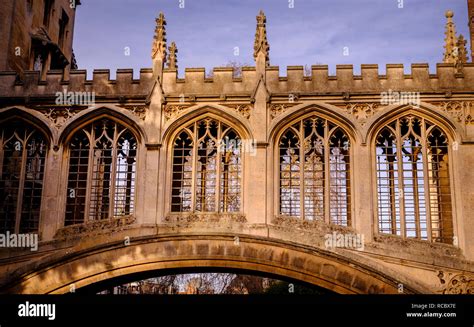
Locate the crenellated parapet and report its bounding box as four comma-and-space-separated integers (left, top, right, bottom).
1, 63, 474, 101
0, 69, 154, 101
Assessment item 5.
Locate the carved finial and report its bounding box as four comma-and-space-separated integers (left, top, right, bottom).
167, 42, 178, 70
443, 10, 458, 63
456, 35, 468, 64
253, 10, 270, 65
470, 0, 474, 62
152, 12, 167, 62
454, 34, 468, 74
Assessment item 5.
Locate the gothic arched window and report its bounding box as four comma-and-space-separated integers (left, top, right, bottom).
375, 115, 453, 243
65, 119, 137, 226
278, 116, 351, 225
0, 120, 48, 233
171, 118, 242, 213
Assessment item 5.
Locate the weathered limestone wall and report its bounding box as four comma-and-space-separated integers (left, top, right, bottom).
0, 0, 15, 71
0, 0, 78, 74
1, 60, 474, 293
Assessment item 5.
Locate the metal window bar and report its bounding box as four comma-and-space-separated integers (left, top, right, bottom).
376, 116, 453, 244
302, 119, 325, 221
170, 119, 242, 213
279, 129, 300, 217
0, 135, 22, 233
66, 120, 137, 225
329, 129, 351, 226
279, 117, 351, 226
220, 131, 241, 212
427, 127, 453, 243
171, 131, 193, 212
65, 132, 89, 226
0, 123, 46, 234
376, 129, 401, 235
20, 136, 46, 233
114, 133, 137, 216
195, 120, 218, 212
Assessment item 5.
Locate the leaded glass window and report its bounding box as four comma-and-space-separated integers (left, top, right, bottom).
376, 115, 453, 243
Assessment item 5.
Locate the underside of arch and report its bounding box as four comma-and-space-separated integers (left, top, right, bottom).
0, 234, 428, 294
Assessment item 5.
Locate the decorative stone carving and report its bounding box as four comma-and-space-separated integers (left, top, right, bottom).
438, 271, 474, 294
167, 41, 178, 70
224, 104, 252, 119
269, 103, 299, 118
463, 101, 474, 124
164, 213, 246, 227
119, 105, 148, 120
273, 216, 355, 235
254, 10, 270, 64
42, 108, 80, 128
163, 104, 192, 120
151, 12, 167, 61
429, 100, 473, 124
54, 216, 136, 240
439, 101, 464, 122
344, 103, 382, 125
454, 35, 469, 74
466, 109, 474, 125
443, 11, 458, 64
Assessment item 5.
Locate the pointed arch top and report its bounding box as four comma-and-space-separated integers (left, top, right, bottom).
0, 106, 55, 144
162, 104, 254, 146
58, 105, 147, 146
365, 103, 463, 145
269, 102, 361, 146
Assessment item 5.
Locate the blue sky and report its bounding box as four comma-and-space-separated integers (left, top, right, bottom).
73, 0, 471, 78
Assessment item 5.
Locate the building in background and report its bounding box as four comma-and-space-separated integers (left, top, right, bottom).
0, 0, 80, 80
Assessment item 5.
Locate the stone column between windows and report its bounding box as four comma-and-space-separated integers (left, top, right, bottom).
140, 76, 164, 225
455, 143, 474, 261
244, 55, 268, 225
39, 146, 64, 241
352, 142, 374, 243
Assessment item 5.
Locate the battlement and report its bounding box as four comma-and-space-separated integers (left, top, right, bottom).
1, 63, 474, 100
164, 63, 474, 95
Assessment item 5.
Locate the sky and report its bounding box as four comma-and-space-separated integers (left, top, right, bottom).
72, 0, 471, 79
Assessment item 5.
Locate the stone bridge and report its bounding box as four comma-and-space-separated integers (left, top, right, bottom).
0, 11, 474, 295
0, 215, 472, 294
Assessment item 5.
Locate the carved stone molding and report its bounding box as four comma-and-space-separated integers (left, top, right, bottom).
344, 103, 383, 125
437, 271, 474, 294
462, 101, 474, 125
328, 102, 384, 125
272, 216, 354, 235
223, 104, 252, 119
164, 213, 247, 227
269, 103, 299, 119
119, 105, 148, 120
41, 108, 81, 128
466, 111, 474, 125
163, 104, 192, 120
434, 101, 465, 123
428, 100, 474, 124
54, 216, 137, 240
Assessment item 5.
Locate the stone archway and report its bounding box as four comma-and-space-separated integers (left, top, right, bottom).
0, 234, 428, 294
